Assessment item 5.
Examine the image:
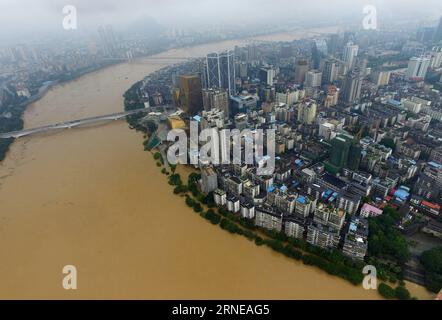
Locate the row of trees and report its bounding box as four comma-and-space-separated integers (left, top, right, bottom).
177, 183, 367, 286
123, 81, 149, 133
0, 138, 14, 162
0, 91, 28, 161
420, 246, 442, 293
378, 282, 412, 300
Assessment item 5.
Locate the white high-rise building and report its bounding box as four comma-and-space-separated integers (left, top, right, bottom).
371, 70, 391, 86
297, 99, 317, 125
406, 56, 431, 79
343, 42, 359, 70
322, 58, 339, 84
276, 89, 299, 106
305, 70, 322, 88
430, 47, 442, 69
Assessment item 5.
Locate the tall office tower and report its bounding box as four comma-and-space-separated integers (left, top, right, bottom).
434, 16, 442, 42
314, 38, 328, 56
341, 69, 362, 104
343, 42, 359, 70
330, 135, 350, 169
259, 67, 276, 86
98, 25, 117, 57
327, 33, 342, 56
305, 70, 322, 88
206, 50, 236, 96
297, 99, 317, 124
202, 88, 229, 115
327, 133, 360, 173
325, 133, 359, 174
322, 58, 339, 84
294, 58, 309, 84
347, 143, 362, 171
312, 39, 328, 69
247, 44, 258, 61
406, 56, 431, 79
178, 75, 203, 116
357, 57, 368, 75
196, 59, 208, 90
417, 27, 435, 43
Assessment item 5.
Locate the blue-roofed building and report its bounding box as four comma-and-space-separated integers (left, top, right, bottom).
294, 194, 315, 217
428, 161, 442, 169
386, 99, 403, 108
343, 216, 369, 260
394, 188, 409, 202
297, 196, 306, 204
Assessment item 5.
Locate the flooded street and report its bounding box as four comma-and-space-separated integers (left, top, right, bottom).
0, 27, 433, 299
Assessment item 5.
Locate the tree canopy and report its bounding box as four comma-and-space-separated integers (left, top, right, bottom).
368, 206, 410, 264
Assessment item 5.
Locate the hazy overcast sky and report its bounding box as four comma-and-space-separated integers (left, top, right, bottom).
0, 0, 441, 42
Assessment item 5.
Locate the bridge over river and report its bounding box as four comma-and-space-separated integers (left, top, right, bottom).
0, 108, 149, 139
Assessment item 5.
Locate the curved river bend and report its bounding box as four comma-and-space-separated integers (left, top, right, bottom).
0, 28, 432, 299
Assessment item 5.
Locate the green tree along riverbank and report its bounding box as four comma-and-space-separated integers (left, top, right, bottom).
420, 246, 442, 293
0, 91, 27, 161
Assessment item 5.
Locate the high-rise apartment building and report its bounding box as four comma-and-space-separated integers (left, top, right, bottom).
434, 16, 442, 42
322, 58, 339, 84
276, 89, 299, 106
406, 56, 431, 79
430, 46, 442, 69
343, 42, 359, 70
201, 166, 218, 194
324, 85, 339, 107
326, 133, 360, 173
341, 69, 362, 104
202, 88, 229, 115
297, 99, 317, 125
259, 67, 276, 86
294, 58, 309, 84
305, 70, 322, 88
371, 70, 391, 86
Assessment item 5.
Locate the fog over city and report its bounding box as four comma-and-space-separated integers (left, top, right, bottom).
1, 0, 442, 42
